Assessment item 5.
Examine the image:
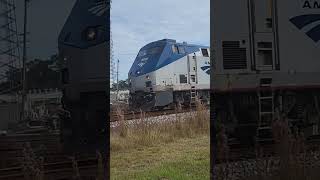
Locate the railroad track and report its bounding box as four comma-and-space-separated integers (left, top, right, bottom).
0, 157, 99, 180
110, 106, 207, 122
0, 133, 105, 179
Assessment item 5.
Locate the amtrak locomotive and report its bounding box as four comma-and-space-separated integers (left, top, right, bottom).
212, 0, 320, 142
128, 39, 210, 110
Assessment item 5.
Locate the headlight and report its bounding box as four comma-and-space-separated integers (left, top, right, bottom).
86, 27, 97, 41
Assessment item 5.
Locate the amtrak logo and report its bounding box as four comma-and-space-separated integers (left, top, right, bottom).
138, 57, 148, 67
302, 0, 320, 9
88, 1, 107, 16
290, 14, 320, 42
201, 66, 211, 75
138, 62, 145, 67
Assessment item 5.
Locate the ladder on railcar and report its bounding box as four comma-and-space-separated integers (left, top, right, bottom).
257, 79, 274, 141
190, 85, 197, 106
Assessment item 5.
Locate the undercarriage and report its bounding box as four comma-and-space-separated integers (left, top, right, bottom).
129, 89, 210, 111
213, 88, 320, 144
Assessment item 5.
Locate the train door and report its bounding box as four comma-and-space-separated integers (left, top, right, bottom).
252, 0, 275, 71
188, 52, 198, 85
187, 53, 198, 105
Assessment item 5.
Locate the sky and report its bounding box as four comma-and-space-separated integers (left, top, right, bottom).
14, 0, 76, 60
0, 0, 75, 83
111, 0, 210, 80
5, 0, 210, 81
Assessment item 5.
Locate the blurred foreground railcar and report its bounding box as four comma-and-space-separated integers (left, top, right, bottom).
212, 0, 320, 143
58, 0, 108, 153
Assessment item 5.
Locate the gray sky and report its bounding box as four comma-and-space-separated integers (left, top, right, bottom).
111, 0, 210, 80
14, 0, 76, 60
10, 0, 210, 81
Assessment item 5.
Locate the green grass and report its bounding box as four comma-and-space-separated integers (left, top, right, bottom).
111, 102, 210, 179
110, 134, 210, 180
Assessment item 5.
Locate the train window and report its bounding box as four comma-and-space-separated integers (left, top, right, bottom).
191, 75, 196, 82
138, 50, 147, 57
258, 50, 273, 65
178, 46, 185, 54
201, 48, 209, 57
149, 47, 162, 54
172, 45, 178, 53
179, 74, 187, 84
139, 47, 163, 57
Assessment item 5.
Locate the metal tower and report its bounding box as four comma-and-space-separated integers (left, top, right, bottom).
0, 0, 21, 94
0, 0, 22, 126
110, 31, 114, 88
110, 3, 116, 89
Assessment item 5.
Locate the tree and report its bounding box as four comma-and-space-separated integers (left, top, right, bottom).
0, 55, 62, 92
111, 79, 129, 91
25, 59, 61, 89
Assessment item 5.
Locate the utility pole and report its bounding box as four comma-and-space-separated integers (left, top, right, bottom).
21, 0, 28, 121
116, 59, 119, 101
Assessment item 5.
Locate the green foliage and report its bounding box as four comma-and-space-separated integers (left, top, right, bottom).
111, 79, 129, 91
0, 55, 62, 92
27, 59, 61, 89
111, 102, 210, 179
111, 135, 210, 180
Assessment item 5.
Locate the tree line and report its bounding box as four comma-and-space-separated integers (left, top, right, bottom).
0, 54, 62, 93
0, 54, 130, 93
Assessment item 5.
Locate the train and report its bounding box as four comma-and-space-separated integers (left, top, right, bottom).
128, 39, 210, 111
212, 0, 320, 142
58, 0, 108, 153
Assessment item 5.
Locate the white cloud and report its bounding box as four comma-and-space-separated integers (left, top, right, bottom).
111, 0, 210, 80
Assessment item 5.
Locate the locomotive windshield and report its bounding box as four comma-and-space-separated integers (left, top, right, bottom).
138, 46, 163, 57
